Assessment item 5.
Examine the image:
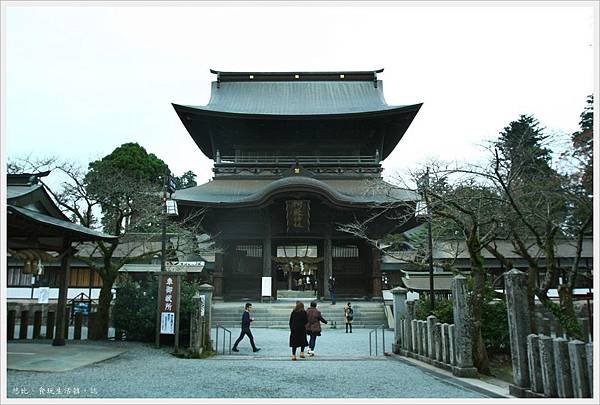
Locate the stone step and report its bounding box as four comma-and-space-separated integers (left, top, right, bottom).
211, 301, 388, 329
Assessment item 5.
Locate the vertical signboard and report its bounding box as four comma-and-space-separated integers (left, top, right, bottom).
159, 275, 179, 335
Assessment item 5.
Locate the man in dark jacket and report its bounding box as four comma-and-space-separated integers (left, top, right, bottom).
232, 303, 261, 352
328, 276, 336, 305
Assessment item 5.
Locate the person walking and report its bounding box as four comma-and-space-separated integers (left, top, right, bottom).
344, 302, 354, 333
289, 301, 308, 361
328, 276, 336, 305
305, 301, 327, 356
232, 302, 261, 353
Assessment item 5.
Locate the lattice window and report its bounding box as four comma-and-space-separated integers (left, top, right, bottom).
332, 245, 359, 258
236, 244, 263, 257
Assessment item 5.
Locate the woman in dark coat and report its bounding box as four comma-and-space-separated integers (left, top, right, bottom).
289, 301, 309, 361
305, 301, 328, 356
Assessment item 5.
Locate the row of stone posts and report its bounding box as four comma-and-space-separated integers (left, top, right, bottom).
504, 269, 593, 398
391, 275, 477, 377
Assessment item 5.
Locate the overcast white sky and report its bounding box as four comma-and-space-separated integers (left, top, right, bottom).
2, 1, 597, 187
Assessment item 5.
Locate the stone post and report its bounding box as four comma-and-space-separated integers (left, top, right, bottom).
451, 275, 477, 377
504, 269, 531, 395
553, 337, 573, 398
526, 334, 543, 394
415, 320, 422, 355
448, 324, 456, 366
585, 343, 593, 395
426, 315, 437, 359
441, 323, 450, 364
434, 323, 443, 362
420, 321, 428, 357
539, 335, 557, 397
411, 319, 418, 354
198, 284, 214, 349
568, 340, 590, 398
405, 301, 416, 351
391, 287, 408, 353
189, 293, 204, 356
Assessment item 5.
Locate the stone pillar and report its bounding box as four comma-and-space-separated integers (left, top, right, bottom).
442, 323, 450, 364
526, 334, 543, 394
371, 247, 382, 300
411, 319, 418, 354
426, 315, 437, 359
452, 275, 477, 377
198, 284, 214, 349
585, 343, 593, 396
421, 321, 428, 357
539, 335, 557, 397
213, 252, 224, 300
189, 293, 205, 356
434, 323, 443, 362
553, 337, 573, 398
504, 269, 531, 394
53, 241, 72, 346
448, 324, 456, 366
580, 319, 590, 343
391, 287, 407, 353
405, 301, 416, 351
568, 340, 590, 398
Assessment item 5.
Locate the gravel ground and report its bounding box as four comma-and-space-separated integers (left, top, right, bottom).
7, 329, 486, 399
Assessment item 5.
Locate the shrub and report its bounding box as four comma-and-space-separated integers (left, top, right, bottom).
481, 299, 510, 354
415, 297, 454, 324
113, 275, 202, 343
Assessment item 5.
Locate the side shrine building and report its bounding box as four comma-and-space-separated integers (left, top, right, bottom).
173, 69, 422, 301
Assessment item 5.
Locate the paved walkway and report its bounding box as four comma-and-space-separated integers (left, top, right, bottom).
7, 342, 126, 372
6, 329, 490, 399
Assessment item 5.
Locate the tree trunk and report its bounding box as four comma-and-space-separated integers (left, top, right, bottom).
89, 275, 116, 340
527, 266, 538, 332
467, 234, 491, 375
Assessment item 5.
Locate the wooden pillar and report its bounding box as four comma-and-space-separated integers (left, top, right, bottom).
74, 313, 83, 340
213, 252, 224, 300
263, 211, 273, 297
7, 310, 16, 340
19, 311, 29, 339
371, 246, 382, 300
323, 227, 332, 299
33, 310, 43, 339
46, 311, 55, 339
53, 239, 71, 346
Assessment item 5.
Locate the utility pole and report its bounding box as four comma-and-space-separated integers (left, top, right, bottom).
423, 167, 435, 311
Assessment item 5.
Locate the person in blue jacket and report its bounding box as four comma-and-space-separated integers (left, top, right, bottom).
232, 302, 261, 352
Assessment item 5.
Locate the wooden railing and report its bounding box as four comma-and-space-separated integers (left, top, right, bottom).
217, 155, 379, 164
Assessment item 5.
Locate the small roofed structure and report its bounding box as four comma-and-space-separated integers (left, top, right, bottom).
7, 171, 117, 346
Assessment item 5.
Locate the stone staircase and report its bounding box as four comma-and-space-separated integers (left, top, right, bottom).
211, 301, 389, 329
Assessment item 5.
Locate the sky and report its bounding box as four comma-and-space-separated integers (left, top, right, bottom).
2, 1, 597, 188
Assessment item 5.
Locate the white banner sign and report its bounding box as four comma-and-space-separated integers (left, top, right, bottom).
160, 312, 175, 334
38, 287, 49, 304
261, 277, 272, 297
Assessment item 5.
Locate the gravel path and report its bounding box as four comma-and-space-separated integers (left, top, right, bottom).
7, 329, 487, 399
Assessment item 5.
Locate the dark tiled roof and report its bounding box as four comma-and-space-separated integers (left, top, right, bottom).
174, 176, 418, 208
179, 80, 415, 116
8, 205, 117, 242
